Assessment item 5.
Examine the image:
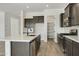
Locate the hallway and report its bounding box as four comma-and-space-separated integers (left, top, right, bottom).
37, 39, 64, 56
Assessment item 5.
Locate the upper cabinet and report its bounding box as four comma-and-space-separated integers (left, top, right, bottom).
60, 13, 64, 27
24, 16, 44, 27
33, 16, 44, 23
61, 3, 79, 27
24, 18, 35, 28
63, 4, 73, 27
64, 4, 72, 18
71, 4, 79, 26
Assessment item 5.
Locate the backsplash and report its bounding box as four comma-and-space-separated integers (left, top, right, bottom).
63, 26, 79, 33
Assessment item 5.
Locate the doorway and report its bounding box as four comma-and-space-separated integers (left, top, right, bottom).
47, 16, 55, 41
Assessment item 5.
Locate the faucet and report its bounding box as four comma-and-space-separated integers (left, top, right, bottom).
27, 27, 29, 36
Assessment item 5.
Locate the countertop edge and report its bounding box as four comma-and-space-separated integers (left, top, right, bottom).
0, 34, 40, 42
63, 35, 79, 43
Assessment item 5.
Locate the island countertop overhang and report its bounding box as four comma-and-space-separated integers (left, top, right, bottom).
0, 34, 40, 42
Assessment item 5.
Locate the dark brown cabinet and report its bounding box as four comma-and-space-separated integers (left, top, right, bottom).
35, 35, 41, 55
30, 39, 36, 56
38, 16, 44, 23
64, 38, 73, 56
57, 34, 65, 52
72, 41, 79, 56
33, 16, 38, 23
71, 4, 79, 25
64, 4, 72, 18
62, 3, 79, 27
24, 16, 44, 28
58, 34, 79, 56
24, 18, 35, 27
60, 13, 64, 27
63, 4, 72, 27
64, 37, 79, 56
33, 16, 44, 23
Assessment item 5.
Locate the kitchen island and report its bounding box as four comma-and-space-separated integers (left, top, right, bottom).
0, 34, 41, 56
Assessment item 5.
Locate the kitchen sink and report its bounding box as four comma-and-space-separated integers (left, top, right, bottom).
28, 35, 36, 36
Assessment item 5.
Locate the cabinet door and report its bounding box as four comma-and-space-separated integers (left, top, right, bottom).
24, 19, 31, 27
60, 13, 64, 27
75, 4, 79, 25
33, 16, 44, 23
64, 6, 70, 18
71, 4, 79, 25
72, 41, 79, 56
71, 4, 77, 26
38, 16, 44, 23
33, 16, 38, 23
65, 38, 73, 56
30, 40, 36, 56
11, 42, 30, 56
35, 35, 41, 55
57, 35, 65, 52
64, 4, 72, 18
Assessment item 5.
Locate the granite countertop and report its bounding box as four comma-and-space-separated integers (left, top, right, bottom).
63, 35, 79, 43
0, 34, 39, 42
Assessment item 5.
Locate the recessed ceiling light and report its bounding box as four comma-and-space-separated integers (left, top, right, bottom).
46, 4, 49, 7
26, 6, 29, 8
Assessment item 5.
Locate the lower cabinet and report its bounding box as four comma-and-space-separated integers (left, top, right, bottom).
64, 38, 73, 56
58, 34, 79, 56
30, 40, 36, 56
30, 35, 41, 56
57, 34, 65, 52
72, 41, 79, 56
11, 42, 30, 56
64, 37, 79, 56
11, 35, 40, 56
35, 35, 41, 55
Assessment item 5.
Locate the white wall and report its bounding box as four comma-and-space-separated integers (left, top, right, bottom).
25, 9, 64, 42
5, 12, 20, 37
0, 10, 20, 38
35, 23, 44, 41
5, 13, 11, 37
11, 17, 20, 36
0, 11, 5, 38
25, 12, 44, 18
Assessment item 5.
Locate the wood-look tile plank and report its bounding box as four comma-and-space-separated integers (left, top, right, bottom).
37, 39, 64, 56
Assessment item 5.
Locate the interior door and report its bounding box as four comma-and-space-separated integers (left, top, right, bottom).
47, 16, 55, 39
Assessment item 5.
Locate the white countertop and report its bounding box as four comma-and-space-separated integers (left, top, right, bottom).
63, 35, 79, 43
0, 34, 39, 42
0, 34, 40, 56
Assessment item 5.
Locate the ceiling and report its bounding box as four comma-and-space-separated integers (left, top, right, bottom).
0, 3, 68, 16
